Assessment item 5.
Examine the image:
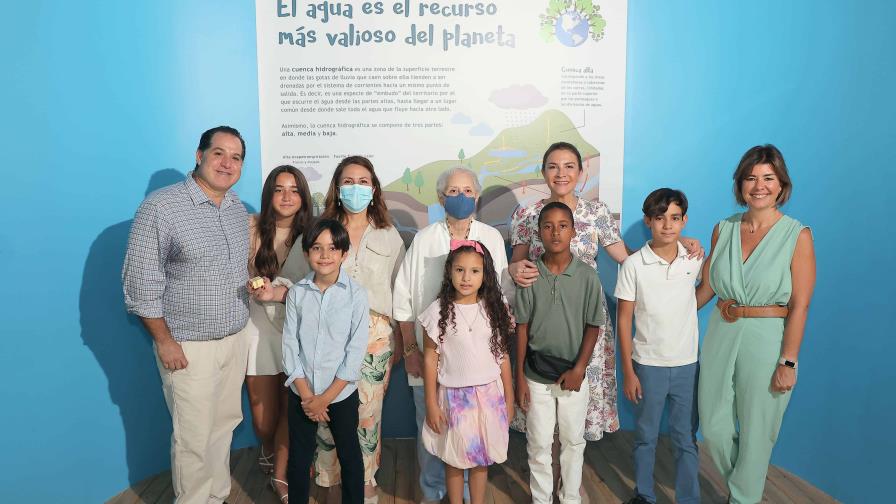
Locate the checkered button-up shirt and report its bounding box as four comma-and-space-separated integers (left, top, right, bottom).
122, 173, 250, 342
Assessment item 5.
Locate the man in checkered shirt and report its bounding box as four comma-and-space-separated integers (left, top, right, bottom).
122, 125, 250, 504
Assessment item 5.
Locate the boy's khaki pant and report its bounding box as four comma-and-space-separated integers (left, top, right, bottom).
155, 332, 248, 504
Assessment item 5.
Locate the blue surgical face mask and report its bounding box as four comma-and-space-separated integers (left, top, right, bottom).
339, 184, 374, 213
443, 193, 476, 219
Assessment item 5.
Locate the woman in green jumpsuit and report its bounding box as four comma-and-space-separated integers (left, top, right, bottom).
695, 145, 816, 504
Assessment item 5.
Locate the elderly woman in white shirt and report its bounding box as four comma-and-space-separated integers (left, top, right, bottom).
392, 166, 514, 504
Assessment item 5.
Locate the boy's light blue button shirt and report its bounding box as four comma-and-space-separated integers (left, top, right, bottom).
282, 269, 370, 403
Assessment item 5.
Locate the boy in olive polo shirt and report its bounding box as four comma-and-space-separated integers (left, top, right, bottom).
515, 201, 605, 504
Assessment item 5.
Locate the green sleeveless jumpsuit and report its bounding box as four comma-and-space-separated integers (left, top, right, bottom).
698, 213, 807, 504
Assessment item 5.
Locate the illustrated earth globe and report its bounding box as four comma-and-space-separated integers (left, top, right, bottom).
554, 10, 590, 47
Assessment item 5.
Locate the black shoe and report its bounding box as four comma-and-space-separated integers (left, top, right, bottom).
624, 497, 651, 504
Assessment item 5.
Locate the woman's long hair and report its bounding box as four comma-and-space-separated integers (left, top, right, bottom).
254, 165, 313, 279
435, 242, 513, 361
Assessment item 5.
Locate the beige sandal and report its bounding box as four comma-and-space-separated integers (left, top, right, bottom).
257, 446, 274, 475
270, 477, 288, 503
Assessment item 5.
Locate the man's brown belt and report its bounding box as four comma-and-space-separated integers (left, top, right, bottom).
717, 299, 789, 323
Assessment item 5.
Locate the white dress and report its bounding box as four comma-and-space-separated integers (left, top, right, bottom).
244, 231, 309, 376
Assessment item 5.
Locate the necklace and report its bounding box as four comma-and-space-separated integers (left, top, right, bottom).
447, 219, 471, 240
455, 302, 480, 333
744, 211, 781, 234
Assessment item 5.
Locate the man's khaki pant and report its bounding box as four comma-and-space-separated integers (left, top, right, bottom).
155, 333, 248, 504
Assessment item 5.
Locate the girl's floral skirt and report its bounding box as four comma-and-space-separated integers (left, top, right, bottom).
421, 379, 509, 469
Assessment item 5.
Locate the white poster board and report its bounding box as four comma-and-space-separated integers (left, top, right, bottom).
256, 0, 627, 234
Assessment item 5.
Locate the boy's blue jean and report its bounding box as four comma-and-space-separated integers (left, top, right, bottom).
632, 361, 700, 504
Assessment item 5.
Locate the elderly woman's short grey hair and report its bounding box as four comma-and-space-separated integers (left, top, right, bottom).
435, 166, 482, 196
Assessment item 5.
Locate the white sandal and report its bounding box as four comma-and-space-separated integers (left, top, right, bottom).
270, 477, 289, 503
257, 446, 274, 475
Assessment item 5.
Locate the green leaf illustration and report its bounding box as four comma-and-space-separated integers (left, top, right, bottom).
576, 0, 593, 14
548, 0, 564, 16
540, 23, 555, 42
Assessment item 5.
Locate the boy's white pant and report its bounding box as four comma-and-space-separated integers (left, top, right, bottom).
525, 377, 589, 504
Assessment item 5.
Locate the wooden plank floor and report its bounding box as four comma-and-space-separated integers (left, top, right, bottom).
108, 431, 838, 503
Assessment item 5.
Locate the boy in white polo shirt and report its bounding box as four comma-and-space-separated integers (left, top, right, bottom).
615, 188, 702, 504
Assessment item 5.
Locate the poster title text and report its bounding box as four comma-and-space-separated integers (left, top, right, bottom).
275, 1, 516, 51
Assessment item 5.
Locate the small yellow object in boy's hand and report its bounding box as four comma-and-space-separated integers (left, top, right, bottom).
249, 276, 265, 289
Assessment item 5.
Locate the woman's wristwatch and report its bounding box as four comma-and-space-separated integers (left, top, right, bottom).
777, 357, 798, 370
403, 342, 419, 357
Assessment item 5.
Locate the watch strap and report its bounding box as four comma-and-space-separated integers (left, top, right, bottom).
777, 357, 798, 370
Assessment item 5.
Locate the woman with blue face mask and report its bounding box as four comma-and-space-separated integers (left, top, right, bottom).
392, 166, 515, 504
313, 156, 406, 503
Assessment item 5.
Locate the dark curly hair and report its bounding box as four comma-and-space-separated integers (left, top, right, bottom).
435, 242, 513, 361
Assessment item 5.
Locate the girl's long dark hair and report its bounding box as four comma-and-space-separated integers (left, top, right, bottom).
435, 242, 513, 361
254, 165, 313, 279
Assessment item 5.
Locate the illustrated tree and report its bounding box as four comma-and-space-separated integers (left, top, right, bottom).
312, 192, 326, 215
401, 167, 412, 191
414, 172, 424, 194
458, 148, 465, 162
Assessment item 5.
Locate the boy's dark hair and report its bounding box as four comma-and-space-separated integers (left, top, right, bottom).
195, 126, 245, 169
642, 188, 689, 218
301, 218, 350, 253
435, 242, 513, 361
537, 201, 574, 227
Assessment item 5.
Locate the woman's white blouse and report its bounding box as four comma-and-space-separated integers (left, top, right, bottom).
342, 224, 406, 318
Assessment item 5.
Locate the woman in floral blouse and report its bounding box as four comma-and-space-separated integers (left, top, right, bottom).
508, 142, 701, 441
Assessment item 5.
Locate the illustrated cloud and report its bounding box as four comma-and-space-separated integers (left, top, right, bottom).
488, 84, 548, 109
469, 122, 494, 136
451, 112, 472, 124
300, 166, 323, 181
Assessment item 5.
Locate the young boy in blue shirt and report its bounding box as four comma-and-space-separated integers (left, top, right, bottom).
282, 219, 369, 504
615, 189, 702, 504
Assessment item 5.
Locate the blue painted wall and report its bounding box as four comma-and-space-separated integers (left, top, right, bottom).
0, 1, 891, 502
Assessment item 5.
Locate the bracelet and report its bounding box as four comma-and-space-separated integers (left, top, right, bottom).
777, 357, 798, 370
403, 342, 419, 357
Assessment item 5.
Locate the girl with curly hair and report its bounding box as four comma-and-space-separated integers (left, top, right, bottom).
417, 240, 515, 504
